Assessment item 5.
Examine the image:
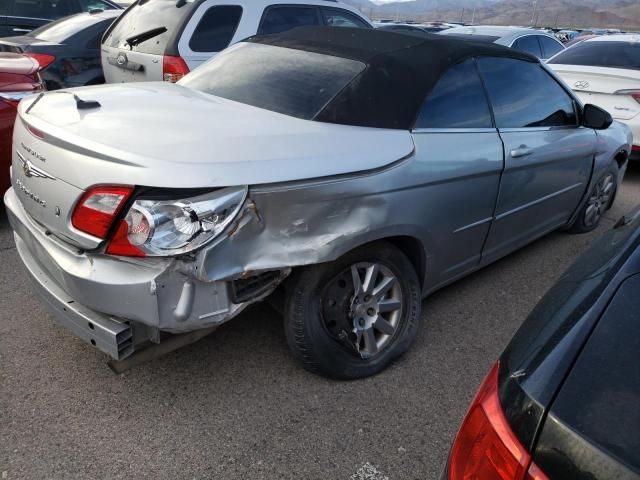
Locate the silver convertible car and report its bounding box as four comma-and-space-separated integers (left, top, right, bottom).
5, 27, 632, 379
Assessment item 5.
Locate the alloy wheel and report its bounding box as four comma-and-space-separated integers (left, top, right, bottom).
321, 262, 403, 359
584, 173, 614, 227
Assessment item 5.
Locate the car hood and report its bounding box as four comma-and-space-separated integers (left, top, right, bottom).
18, 82, 415, 188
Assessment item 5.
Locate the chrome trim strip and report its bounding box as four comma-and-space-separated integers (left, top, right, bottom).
495, 182, 584, 221
499, 125, 580, 133
412, 128, 497, 134
453, 217, 493, 233
6, 15, 52, 21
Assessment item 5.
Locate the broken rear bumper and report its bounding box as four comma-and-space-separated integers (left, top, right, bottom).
5, 188, 285, 360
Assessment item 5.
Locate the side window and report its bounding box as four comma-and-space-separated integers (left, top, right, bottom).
0, 1, 8, 15
539, 36, 563, 59
258, 6, 320, 35
414, 59, 493, 129
321, 8, 369, 28
189, 5, 243, 53
77, 0, 117, 12
13, 0, 71, 19
477, 57, 577, 128
512, 35, 542, 58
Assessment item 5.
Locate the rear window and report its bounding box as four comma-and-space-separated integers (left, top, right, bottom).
189, 5, 242, 52
179, 42, 365, 120
29, 13, 105, 43
103, 0, 195, 55
512, 35, 542, 57
539, 35, 564, 58
548, 41, 640, 70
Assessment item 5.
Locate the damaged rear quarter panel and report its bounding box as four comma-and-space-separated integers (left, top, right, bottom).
197, 158, 429, 283
196, 133, 504, 294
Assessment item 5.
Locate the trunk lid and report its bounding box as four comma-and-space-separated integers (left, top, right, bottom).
13, 83, 413, 249
0, 37, 58, 53
551, 65, 640, 120
0, 52, 39, 76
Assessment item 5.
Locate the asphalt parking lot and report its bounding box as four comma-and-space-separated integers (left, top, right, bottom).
1, 163, 639, 480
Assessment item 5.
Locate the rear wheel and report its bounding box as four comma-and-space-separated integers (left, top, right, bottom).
284, 241, 421, 379
569, 167, 617, 234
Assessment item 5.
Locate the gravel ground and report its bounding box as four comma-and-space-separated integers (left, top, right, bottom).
1, 164, 639, 480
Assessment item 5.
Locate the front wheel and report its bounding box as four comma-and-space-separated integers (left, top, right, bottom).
284, 241, 421, 379
569, 167, 618, 234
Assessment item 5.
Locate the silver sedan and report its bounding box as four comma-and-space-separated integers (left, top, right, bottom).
5, 27, 632, 379
440, 25, 565, 60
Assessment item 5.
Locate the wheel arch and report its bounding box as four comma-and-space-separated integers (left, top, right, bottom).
384, 235, 427, 290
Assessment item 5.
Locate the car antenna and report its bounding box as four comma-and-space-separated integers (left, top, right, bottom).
24, 92, 45, 114
25, 91, 101, 115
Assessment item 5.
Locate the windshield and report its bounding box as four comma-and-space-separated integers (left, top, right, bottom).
103, 0, 197, 54
549, 41, 640, 70
180, 42, 366, 120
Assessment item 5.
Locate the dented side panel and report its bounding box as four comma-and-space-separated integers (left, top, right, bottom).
198, 131, 505, 294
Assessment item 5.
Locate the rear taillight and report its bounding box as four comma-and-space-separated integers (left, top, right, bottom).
448, 362, 549, 480
1, 92, 41, 109
633, 145, 640, 152
615, 89, 640, 105
25, 53, 56, 70
162, 55, 189, 83
71, 186, 133, 239
1, 96, 21, 109
105, 218, 146, 257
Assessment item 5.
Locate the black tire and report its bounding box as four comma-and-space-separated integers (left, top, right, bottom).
284, 241, 421, 379
569, 165, 618, 234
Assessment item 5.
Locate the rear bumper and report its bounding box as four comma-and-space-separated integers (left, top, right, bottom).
5, 187, 283, 359
17, 231, 137, 360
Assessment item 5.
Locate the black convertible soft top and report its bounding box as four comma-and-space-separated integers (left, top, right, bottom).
247, 26, 538, 129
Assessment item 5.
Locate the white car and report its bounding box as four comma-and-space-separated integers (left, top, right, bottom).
100, 0, 372, 83
548, 34, 640, 160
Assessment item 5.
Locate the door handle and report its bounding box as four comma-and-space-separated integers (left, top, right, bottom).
12, 28, 32, 33
510, 146, 534, 158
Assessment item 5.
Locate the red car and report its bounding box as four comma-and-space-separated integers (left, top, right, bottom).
0, 53, 44, 193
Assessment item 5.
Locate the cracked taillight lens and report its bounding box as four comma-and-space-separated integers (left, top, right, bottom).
106, 187, 247, 257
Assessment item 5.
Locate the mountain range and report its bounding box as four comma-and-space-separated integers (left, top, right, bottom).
342, 0, 640, 29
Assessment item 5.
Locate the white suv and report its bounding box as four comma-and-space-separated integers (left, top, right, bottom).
101, 0, 372, 83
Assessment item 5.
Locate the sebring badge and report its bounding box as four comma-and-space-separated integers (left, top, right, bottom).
116, 53, 127, 66
574, 80, 590, 90
17, 152, 56, 180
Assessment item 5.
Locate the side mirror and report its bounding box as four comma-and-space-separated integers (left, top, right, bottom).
582, 104, 613, 130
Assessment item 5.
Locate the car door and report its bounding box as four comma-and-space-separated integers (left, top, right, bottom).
410, 59, 504, 286
477, 57, 596, 264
